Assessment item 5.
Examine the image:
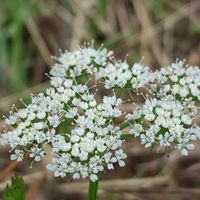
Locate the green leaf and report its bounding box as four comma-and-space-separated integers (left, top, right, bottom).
3, 175, 25, 200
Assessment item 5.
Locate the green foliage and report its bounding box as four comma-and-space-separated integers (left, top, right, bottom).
146, 0, 172, 21
0, 0, 35, 92
3, 175, 25, 200
190, 21, 200, 35
98, 0, 109, 17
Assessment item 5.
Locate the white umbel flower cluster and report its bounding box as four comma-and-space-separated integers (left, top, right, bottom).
46, 95, 126, 182
127, 60, 200, 155
1, 82, 126, 182
0, 44, 128, 182
50, 43, 113, 79
127, 96, 200, 155
0, 43, 200, 182
96, 61, 154, 89
150, 60, 200, 101
96, 61, 132, 89
131, 63, 155, 89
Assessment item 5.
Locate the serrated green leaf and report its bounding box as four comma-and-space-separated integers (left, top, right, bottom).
3, 175, 25, 200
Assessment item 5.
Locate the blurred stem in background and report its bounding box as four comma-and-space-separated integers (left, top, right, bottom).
0, 0, 35, 92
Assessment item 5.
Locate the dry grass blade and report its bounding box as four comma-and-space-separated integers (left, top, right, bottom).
25, 172, 46, 200
0, 153, 29, 181
114, 0, 200, 56
134, 188, 200, 200
132, 0, 169, 66
26, 15, 53, 66
0, 161, 18, 181
0, 82, 49, 112
54, 2, 74, 24
70, 0, 96, 49
115, 0, 130, 30
163, 21, 174, 62
56, 176, 169, 194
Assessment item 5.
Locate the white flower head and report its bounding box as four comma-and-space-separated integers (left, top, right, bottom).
10, 149, 24, 162
127, 96, 199, 156
1, 44, 200, 184
150, 60, 200, 102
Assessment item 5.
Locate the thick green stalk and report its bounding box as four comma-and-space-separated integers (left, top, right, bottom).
88, 180, 99, 200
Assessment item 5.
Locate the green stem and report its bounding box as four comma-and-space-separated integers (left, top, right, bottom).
88, 180, 99, 200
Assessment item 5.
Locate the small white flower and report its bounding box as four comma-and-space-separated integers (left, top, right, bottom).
37, 112, 46, 119
17, 109, 28, 119
10, 149, 24, 161
5, 115, 18, 125
90, 174, 98, 182
48, 115, 60, 128
34, 122, 45, 130
30, 147, 45, 162
181, 115, 192, 125
181, 148, 188, 156
73, 173, 80, 180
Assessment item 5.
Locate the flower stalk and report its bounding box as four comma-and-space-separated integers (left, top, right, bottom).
88, 180, 99, 200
